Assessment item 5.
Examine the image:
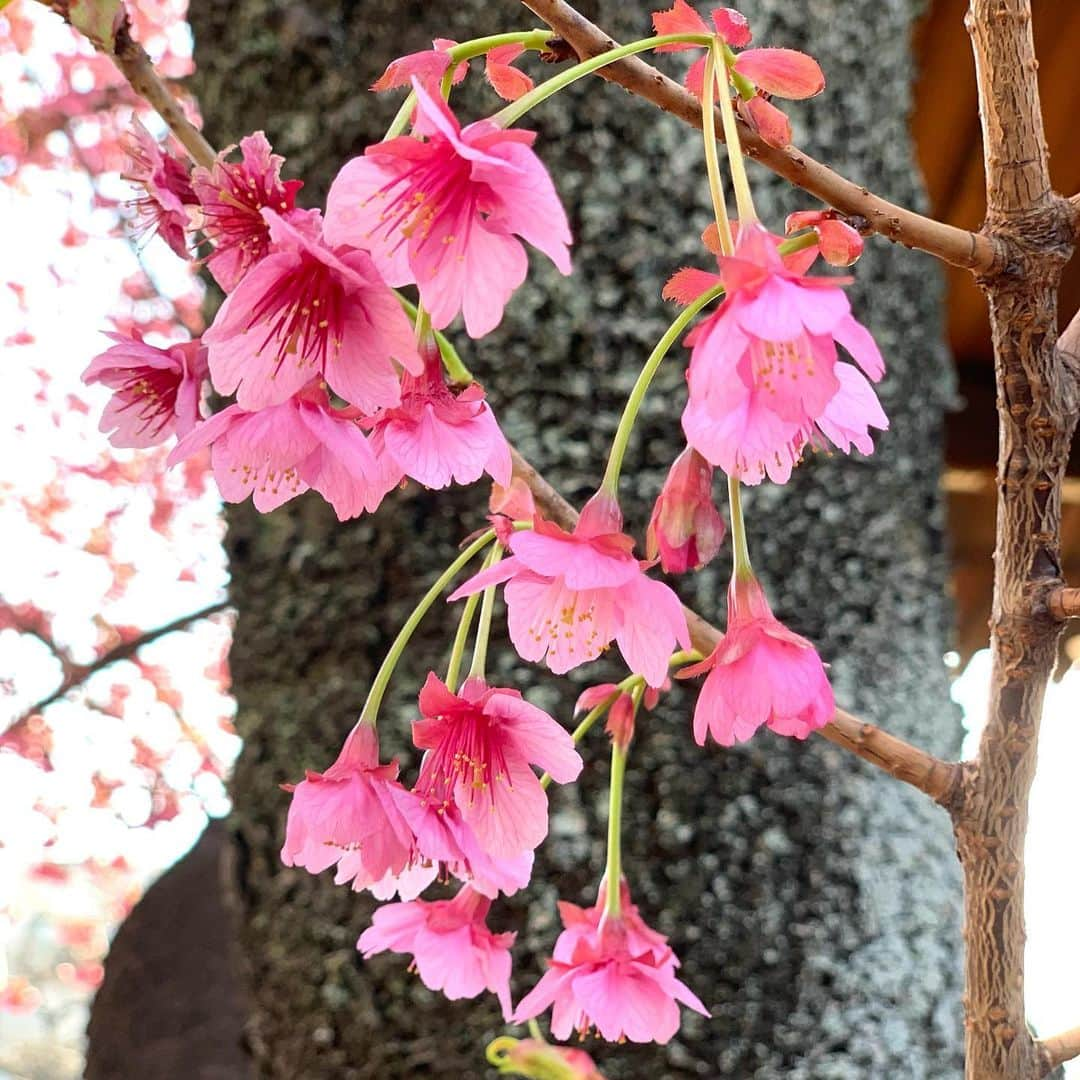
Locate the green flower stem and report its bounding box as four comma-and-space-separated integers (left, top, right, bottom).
727, 474, 754, 580
712, 39, 757, 225
496, 34, 713, 127
359, 529, 496, 725
445, 589, 482, 694
468, 544, 504, 679
600, 283, 725, 496
701, 48, 735, 256
394, 293, 473, 384
722, 42, 756, 100
602, 711, 636, 920
383, 30, 554, 139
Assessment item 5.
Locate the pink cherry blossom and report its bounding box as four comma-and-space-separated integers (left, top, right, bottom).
203, 208, 421, 411
647, 446, 725, 573
167, 384, 384, 519
449, 495, 691, 687
371, 38, 466, 94
278, 723, 414, 887
123, 118, 196, 258
785, 208, 865, 267
365, 349, 512, 496
191, 131, 304, 292
358, 885, 515, 1019
679, 575, 835, 746
484, 43, 535, 102
324, 80, 571, 338
680, 222, 888, 484
83, 331, 207, 448
513, 879, 708, 1044
393, 787, 533, 898
410, 673, 582, 859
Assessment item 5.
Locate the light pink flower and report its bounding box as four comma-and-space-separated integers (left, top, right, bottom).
411, 673, 582, 859
513, 879, 708, 1044
365, 349, 512, 496
680, 575, 834, 746
278, 723, 414, 887
393, 787, 533, 898
324, 80, 571, 338
167, 384, 384, 519
449, 495, 691, 687
203, 208, 421, 411
647, 446, 725, 573
123, 118, 196, 258
371, 38, 466, 94
679, 222, 887, 484
358, 885, 515, 1019
191, 132, 305, 292
83, 332, 207, 448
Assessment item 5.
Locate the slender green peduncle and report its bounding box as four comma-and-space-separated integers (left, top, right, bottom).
602, 686, 640, 920
395, 293, 473, 384
445, 588, 482, 694
701, 47, 735, 255
712, 38, 758, 225
727, 474, 754, 580
359, 529, 496, 725
496, 34, 713, 127
601, 283, 725, 496
468, 544, 504, 680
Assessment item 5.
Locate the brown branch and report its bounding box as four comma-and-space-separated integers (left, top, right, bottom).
9, 600, 230, 726
510, 450, 961, 808
1047, 587, 1080, 620
523, 0, 998, 273
1037, 1026, 1080, 1075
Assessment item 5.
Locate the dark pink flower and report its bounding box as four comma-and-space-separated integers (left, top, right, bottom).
203, 208, 421, 411
83, 332, 207, 448
513, 879, 708, 1044
647, 447, 725, 573
365, 349, 512, 496
279, 723, 414, 887
123, 118, 196, 258
484, 43, 535, 102
449, 495, 691, 687
393, 787, 533, 898
679, 575, 834, 745
785, 208, 864, 267
167, 384, 384, 519
411, 672, 582, 859
191, 131, 304, 292
358, 885, 515, 1019
371, 38, 466, 94
324, 81, 571, 338
680, 222, 887, 484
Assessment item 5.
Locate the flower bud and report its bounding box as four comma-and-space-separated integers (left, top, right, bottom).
646, 448, 725, 574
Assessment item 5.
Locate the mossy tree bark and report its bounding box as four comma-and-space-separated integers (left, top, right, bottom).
188, 1, 964, 1076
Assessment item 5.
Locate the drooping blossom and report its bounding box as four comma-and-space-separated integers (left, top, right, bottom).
679, 221, 887, 484
449, 494, 690, 687
203, 208, 421, 411
371, 38, 466, 94
167, 383, 385, 519
785, 208, 864, 267
278, 723, 414, 888
679, 574, 834, 745
358, 885, 515, 1019
410, 673, 582, 859
83, 331, 208, 448
489, 1037, 605, 1079
392, 787, 534, 898
652, 2, 823, 147
191, 131, 305, 292
489, 477, 536, 544
647, 446, 726, 573
513, 878, 708, 1044
123, 117, 196, 257
325, 80, 571, 338
365, 348, 512, 497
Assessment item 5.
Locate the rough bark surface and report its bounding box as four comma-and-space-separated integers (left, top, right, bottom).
187, 1, 965, 1076
958, 3, 1077, 1077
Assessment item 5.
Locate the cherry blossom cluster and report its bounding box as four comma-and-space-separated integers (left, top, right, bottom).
82, 5, 890, 1071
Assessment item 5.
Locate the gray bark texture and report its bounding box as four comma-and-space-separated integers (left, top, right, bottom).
188, 0, 965, 1076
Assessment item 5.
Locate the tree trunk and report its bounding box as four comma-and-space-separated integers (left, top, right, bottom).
188, 1, 965, 1075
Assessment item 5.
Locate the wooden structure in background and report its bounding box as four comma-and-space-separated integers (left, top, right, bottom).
913, 0, 1080, 663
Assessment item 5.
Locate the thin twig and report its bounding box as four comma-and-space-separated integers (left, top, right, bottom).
509, 450, 961, 808
9, 600, 230, 725
522, 0, 998, 273
1037, 1026, 1080, 1076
